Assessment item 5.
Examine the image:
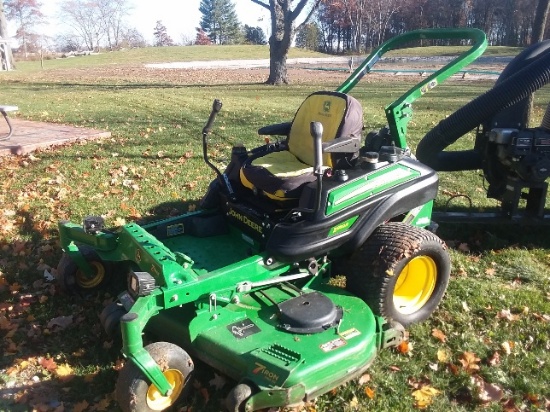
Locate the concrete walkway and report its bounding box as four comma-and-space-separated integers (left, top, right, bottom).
0, 118, 111, 156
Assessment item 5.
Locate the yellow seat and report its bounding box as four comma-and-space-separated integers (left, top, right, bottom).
240, 91, 363, 202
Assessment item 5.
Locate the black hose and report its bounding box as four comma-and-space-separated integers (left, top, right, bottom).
417, 46, 550, 171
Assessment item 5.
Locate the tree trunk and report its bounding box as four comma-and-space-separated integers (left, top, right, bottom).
531, 0, 550, 44
266, 0, 293, 85
268, 35, 289, 84
0, 2, 15, 70
526, 0, 550, 125
252, 0, 320, 85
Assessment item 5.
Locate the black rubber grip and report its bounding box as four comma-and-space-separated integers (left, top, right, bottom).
203, 99, 223, 134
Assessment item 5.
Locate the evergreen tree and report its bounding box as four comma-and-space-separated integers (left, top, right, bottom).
199, 0, 242, 45
295, 23, 321, 51
153, 20, 174, 46
243, 25, 266, 45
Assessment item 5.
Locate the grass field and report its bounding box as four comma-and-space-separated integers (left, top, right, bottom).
0, 44, 549, 412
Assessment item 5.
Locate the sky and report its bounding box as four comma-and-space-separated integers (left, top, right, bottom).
34, 0, 272, 44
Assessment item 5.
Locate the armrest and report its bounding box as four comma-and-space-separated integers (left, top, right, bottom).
258, 122, 292, 136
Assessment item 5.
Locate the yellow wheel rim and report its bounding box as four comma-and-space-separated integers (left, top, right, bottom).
393, 255, 437, 315
146, 369, 185, 411
75, 261, 105, 288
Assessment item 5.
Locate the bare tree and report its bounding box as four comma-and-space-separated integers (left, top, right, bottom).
58, 0, 130, 51
5, 0, 44, 57
250, 0, 321, 85
96, 0, 132, 50
59, 0, 104, 51
153, 20, 174, 46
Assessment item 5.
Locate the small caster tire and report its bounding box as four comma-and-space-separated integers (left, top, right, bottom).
225, 383, 253, 412
99, 302, 126, 338
116, 342, 194, 412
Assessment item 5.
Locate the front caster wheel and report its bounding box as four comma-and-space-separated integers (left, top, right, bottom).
99, 302, 127, 338
225, 383, 253, 412
56, 246, 111, 294
345, 222, 451, 326
116, 342, 194, 412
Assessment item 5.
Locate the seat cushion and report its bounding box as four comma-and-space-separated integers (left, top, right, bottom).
240, 91, 363, 202
288, 91, 363, 168
240, 150, 317, 201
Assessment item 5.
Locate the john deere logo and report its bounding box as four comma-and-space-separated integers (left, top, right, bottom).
323, 100, 331, 112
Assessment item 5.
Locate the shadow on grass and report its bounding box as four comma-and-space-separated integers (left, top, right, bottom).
434, 205, 550, 251
10, 81, 271, 91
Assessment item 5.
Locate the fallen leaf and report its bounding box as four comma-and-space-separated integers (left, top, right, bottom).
358, 373, 371, 385
349, 395, 359, 409
208, 373, 226, 390
501, 398, 520, 412
73, 400, 89, 412
431, 328, 447, 343
364, 387, 375, 399
39, 357, 57, 372
501, 341, 513, 355
496, 309, 520, 321
412, 386, 440, 408
55, 363, 74, 381
471, 375, 503, 403
458, 243, 470, 253
459, 351, 481, 373
487, 351, 501, 366
200, 387, 210, 403
437, 349, 449, 363
47, 315, 73, 330
396, 340, 410, 354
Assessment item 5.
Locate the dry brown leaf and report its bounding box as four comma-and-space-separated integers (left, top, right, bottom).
358, 373, 371, 385
458, 351, 481, 373
487, 351, 501, 366
47, 315, 73, 330
501, 398, 520, 412
396, 340, 410, 354
364, 387, 375, 399
496, 309, 520, 321
458, 243, 470, 253
501, 341, 513, 355
39, 357, 57, 372
92, 396, 111, 411
431, 328, 447, 343
208, 373, 226, 390
73, 400, 89, 412
471, 375, 504, 403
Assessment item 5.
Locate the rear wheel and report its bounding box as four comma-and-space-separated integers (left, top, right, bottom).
116, 342, 194, 412
344, 222, 451, 326
56, 246, 111, 294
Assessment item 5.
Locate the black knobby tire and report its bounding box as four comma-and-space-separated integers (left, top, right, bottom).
56, 246, 111, 294
116, 342, 194, 412
344, 222, 450, 326
225, 383, 253, 412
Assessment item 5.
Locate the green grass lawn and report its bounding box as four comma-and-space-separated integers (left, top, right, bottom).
0, 44, 549, 412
